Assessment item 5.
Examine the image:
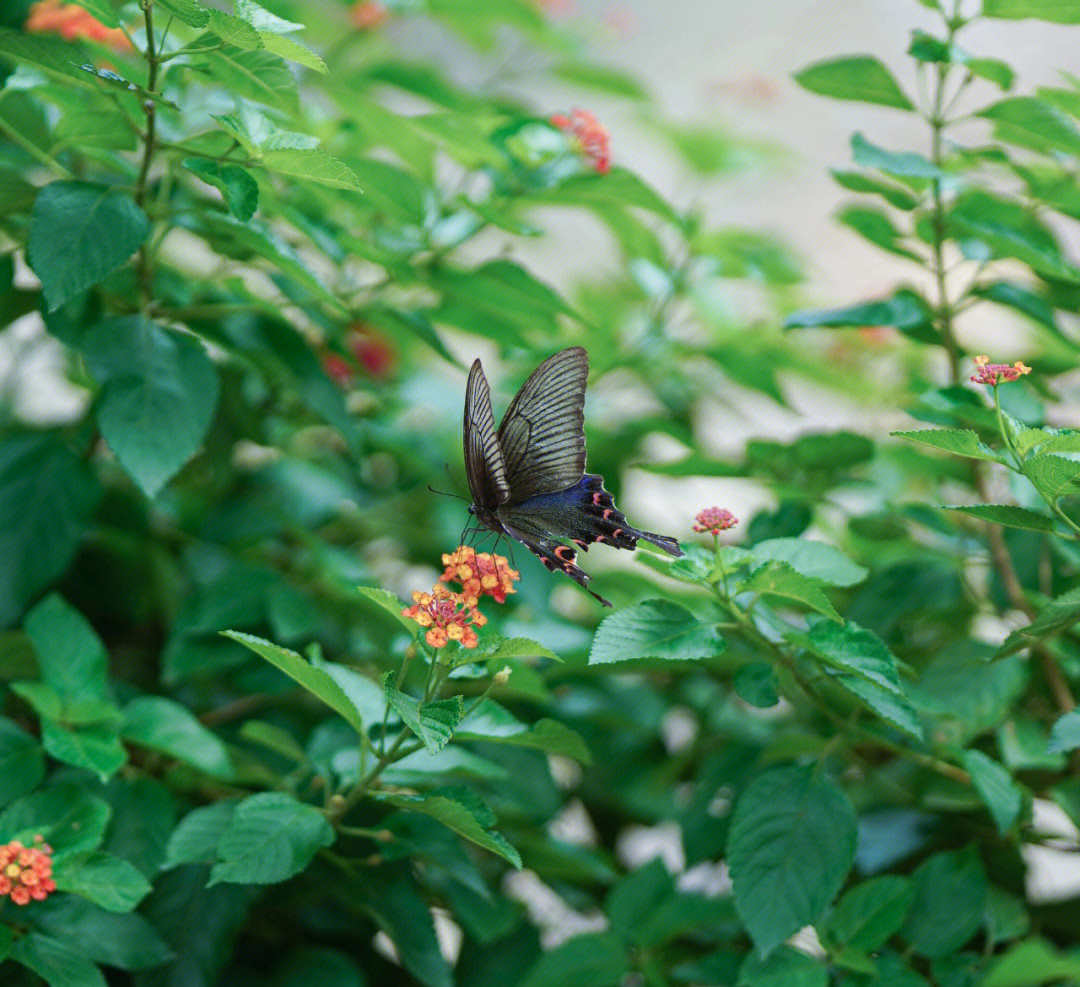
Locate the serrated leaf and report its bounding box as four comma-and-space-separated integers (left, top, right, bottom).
209, 792, 335, 885
234, 0, 304, 33
998, 585, 1080, 656
182, 159, 258, 221
164, 801, 237, 868
260, 33, 327, 73
356, 586, 417, 633
742, 563, 841, 622
375, 792, 521, 868
469, 636, 561, 663
729, 765, 856, 956
892, 428, 1001, 462
222, 631, 366, 736
750, 538, 867, 587
27, 181, 149, 310
200, 45, 298, 109
157, 0, 210, 27
1025, 455, 1080, 502
41, 720, 127, 781
1048, 709, 1080, 753
945, 504, 1055, 531
383, 674, 463, 754
455, 699, 591, 763
824, 875, 913, 952
589, 599, 723, 664
122, 696, 233, 779
794, 56, 914, 110
207, 11, 262, 48
960, 749, 1023, 833
261, 149, 363, 191
0, 783, 111, 855
53, 852, 152, 913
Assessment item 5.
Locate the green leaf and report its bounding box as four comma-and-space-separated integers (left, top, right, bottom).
164, 801, 238, 868
25, 594, 107, 703
33, 898, 173, 972
471, 636, 562, 663
122, 697, 233, 779
182, 160, 258, 221
741, 563, 841, 622
69, 0, 119, 27
0, 782, 111, 855
983, 0, 1080, 22
960, 749, 1023, 833
728, 765, 856, 956
234, 0, 304, 32
824, 875, 913, 952
1048, 709, 1080, 753
785, 290, 932, 334
0, 718, 44, 809
11, 933, 106, 987
207, 10, 262, 47
156, 0, 210, 27
82, 317, 219, 497
209, 792, 335, 885
589, 599, 724, 663
737, 947, 828, 987
519, 931, 630, 987
259, 33, 327, 73
375, 791, 521, 868
455, 699, 591, 763
750, 538, 867, 587
794, 56, 913, 110
966, 57, 1016, 90
851, 133, 943, 178
222, 631, 367, 736
0, 29, 101, 87
356, 586, 418, 634
53, 851, 153, 913
0, 433, 98, 627
831, 169, 919, 209
980, 97, 1080, 154
383, 674, 463, 755
41, 721, 127, 781
261, 149, 363, 191
981, 939, 1080, 987
837, 205, 922, 260
734, 662, 780, 708
200, 45, 298, 110
27, 182, 149, 311
1024, 455, 1080, 502
892, 428, 1001, 462
901, 847, 987, 957
999, 585, 1080, 656
944, 504, 1055, 531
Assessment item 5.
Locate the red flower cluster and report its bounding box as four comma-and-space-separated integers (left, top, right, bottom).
551, 109, 611, 174
970, 355, 1032, 387
322, 325, 396, 387
350, 1, 389, 29
693, 507, 738, 535
0, 836, 56, 906
440, 546, 520, 603
25, 0, 131, 50
402, 585, 486, 649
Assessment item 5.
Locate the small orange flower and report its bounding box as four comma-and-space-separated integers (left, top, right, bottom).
440, 546, 520, 603
970, 355, 1032, 386
693, 507, 738, 535
551, 108, 611, 174
25, 0, 132, 51
350, 1, 389, 29
402, 584, 482, 649
0, 836, 56, 905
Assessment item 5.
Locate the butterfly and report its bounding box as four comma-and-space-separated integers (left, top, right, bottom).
463, 346, 684, 607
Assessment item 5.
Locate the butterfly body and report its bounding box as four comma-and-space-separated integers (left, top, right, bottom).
463, 346, 683, 606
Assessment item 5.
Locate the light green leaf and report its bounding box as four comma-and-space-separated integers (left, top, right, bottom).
182, 159, 258, 221
742, 563, 841, 622
383, 674, 463, 755
375, 792, 521, 868
200, 45, 298, 110
980, 97, 1080, 154
999, 585, 1080, 656
11, 933, 106, 987
729, 765, 856, 956
852, 133, 943, 178
83, 317, 219, 497
455, 699, 591, 763
25, 594, 108, 703
961, 749, 1023, 833
589, 599, 724, 664
837, 205, 922, 260
945, 504, 1055, 531
824, 875, 913, 952
156, 0, 210, 27
356, 586, 417, 634
222, 631, 366, 736
470, 636, 561, 664
0, 718, 44, 809
794, 56, 914, 110
261, 149, 363, 191
0, 782, 111, 855
1048, 709, 1080, 753
750, 538, 867, 587
53, 852, 152, 913
983, 0, 1080, 22
892, 428, 1001, 462
122, 696, 233, 779
209, 792, 335, 885
41, 721, 126, 781
1025, 455, 1080, 502
901, 847, 987, 957
831, 169, 919, 209
982, 938, 1080, 987
234, 0, 304, 32
259, 33, 327, 73
27, 181, 149, 311
70, 0, 119, 27
207, 11, 262, 47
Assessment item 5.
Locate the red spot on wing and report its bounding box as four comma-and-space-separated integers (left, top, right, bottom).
602, 508, 613, 520
554, 545, 576, 563
612, 528, 623, 538
592, 492, 603, 506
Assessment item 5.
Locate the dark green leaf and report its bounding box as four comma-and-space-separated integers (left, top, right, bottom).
892, 428, 1001, 462
165, 802, 238, 868
53, 851, 153, 913
824, 875, 913, 952
0, 718, 44, 809
182, 159, 258, 221
737, 947, 828, 987
0, 782, 111, 855
455, 699, 591, 763
945, 504, 1055, 531
519, 932, 629, 987
384, 674, 463, 755
734, 662, 780, 708
11, 933, 106, 987
122, 696, 233, 779
1048, 709, 1080, 754
999, 585, 1080, 656
785, 290, 932, 333
902, 847, 987, 957
34, 898, 172, 971
960, 749, 1023, 833
41, 721, 127, 781
24, 594, 107, 703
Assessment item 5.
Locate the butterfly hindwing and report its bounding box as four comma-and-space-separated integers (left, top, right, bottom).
463, 358, 510, 510
497, 346, 589, 505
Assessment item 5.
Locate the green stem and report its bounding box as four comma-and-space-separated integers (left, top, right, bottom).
135, 0, 160, 310
0, 104, 71, 178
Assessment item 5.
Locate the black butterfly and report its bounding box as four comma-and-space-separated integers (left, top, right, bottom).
463, 346, 683, 607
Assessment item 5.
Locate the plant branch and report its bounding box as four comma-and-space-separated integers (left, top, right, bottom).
135, 0, 161, 310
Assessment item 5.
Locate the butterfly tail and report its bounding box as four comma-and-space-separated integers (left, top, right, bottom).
574, 475, 683, 557
633, 529, 684, 557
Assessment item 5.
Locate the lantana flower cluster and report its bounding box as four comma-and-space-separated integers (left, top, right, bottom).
0, 836, 56, 906
970, 355, 1032, 387
25, 0, 132, 49
551, 109, 611, 174
693, 507, 738, 535
401, 547, 520, 650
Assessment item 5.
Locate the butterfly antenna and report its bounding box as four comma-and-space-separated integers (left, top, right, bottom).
428, 484, 469, 502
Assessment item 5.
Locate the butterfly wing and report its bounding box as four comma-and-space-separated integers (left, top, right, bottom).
497, 346, 589, 505
464, 359, 510, 510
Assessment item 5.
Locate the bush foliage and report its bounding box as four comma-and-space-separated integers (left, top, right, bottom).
3, 0, 1080, 985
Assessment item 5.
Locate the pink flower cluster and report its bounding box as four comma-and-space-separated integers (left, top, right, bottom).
970, 355, 1032, 387
0, 836, 56, 906
693, 507, 738, 535
551, 109, 611, 174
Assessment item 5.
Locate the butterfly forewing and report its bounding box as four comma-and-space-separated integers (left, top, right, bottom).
497, 346, 588, 505
463, 359, 510, 510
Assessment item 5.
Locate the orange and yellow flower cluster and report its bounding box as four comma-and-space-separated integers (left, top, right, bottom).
551, 108, 611, 174
0, 836, 56, 906
970, 355, 1032, 387
440, 546, 520, 604
25, 0, 132, 50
